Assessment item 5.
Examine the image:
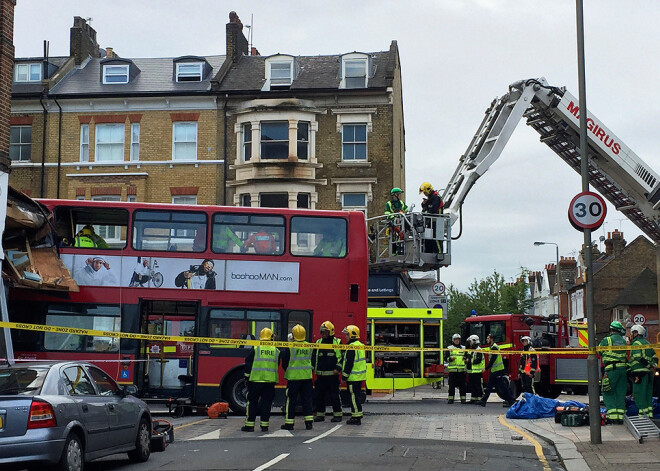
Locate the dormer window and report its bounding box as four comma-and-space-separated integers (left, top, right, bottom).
14, 63, 41, 82
263, 55, 295, 91
103, 64, 129, 84
340, 53, 369, 89
176, 62, 203, 82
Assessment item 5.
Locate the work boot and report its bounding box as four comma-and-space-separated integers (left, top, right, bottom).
460, 399, 467, 404
346, 417, 361, 425
314, 416, 325, 422
447, 399, 454, 404
330, 416, 343, 423
305, 421, 313, 430
241, 425, 254, 432
260, 426, 269, 432
281, 423, 294, 430
478, 401, 486, 407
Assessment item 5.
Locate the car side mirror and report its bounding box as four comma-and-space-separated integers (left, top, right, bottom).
123, 384, 138, 396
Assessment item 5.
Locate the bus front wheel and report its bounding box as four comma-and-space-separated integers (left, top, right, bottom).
223, 370, 248, 415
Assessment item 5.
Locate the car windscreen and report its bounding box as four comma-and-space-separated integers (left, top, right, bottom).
0, 367, 48, 395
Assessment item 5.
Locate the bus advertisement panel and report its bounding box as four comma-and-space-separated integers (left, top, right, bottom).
8, 200, 368, 414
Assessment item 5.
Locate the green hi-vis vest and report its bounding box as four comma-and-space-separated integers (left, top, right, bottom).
599, 334, 627, 365
489, 343, 505, 372
447, 345, 465, 372
284, 344, 313, 380
74, 235, 95, 247
468, 348, 485, 374
249, 346, 279, 383
629, 338, 657, 372
343, 341, 367, 382
314, 337, 342, 374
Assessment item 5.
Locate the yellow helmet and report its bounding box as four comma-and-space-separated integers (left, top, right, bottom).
292, 324, 306, 342
320, 321, 335, 336
260, 327, 274, 341
419, 182, 433, 194
342, 325, 360, 340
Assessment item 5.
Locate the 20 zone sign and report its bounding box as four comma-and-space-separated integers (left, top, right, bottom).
568, 191, 607, 230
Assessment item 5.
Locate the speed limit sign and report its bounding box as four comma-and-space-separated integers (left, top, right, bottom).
432, 282, 446, 295
568, 191, 607, 230
633, 313, 646, 326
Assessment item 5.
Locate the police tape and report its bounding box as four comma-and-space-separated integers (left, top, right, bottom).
1, 321, 659, 355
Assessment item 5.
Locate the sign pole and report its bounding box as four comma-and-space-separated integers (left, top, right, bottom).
576, 0, 602, 444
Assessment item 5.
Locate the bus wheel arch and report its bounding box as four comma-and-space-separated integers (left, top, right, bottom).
222, 368, 248, 415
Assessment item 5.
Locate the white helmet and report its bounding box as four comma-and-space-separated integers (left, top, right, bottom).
521, 336, 532, 343
451, 333, 461, 341
468, 334, 480, 345
630, 325, 646, 336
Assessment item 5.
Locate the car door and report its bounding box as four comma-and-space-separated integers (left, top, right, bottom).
61, 365, 109, 453
86, 366, 138, 447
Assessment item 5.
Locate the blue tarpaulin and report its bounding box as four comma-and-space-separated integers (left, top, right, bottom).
506, 393, 587, 419
625, 397, 660, 418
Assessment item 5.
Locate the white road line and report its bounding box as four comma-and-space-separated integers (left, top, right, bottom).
303, 424, 343, 444
253, 453, 290, 471
190, 428, 221, 440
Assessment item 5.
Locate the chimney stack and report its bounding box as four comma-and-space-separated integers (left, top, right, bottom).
604, 230, 626, 257
70, 16, 101, 65
105, 47, 118, 58
226, 11, 248, 63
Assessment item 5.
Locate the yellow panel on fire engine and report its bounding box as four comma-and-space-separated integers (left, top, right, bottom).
368, 308, 443, 320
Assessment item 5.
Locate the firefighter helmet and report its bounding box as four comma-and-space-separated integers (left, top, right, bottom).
390, 187, 403, 196
320, 321, 335, 336
520, 335, 532, 343
630, 325, 646, 337
451, 333, 461, 342
342, 325, 360, 340
467, 334, 480, 345
419, 182, 434, 194
609, 321, 625, 334
292, 324, 306, 341
260, 327, 274, 341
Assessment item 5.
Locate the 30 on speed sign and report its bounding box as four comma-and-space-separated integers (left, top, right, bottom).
568, 191, 607, 230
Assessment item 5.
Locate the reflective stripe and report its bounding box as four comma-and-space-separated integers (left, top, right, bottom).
468, 348, 484, 373
488, 343, 505, 372
285, 345, 313, 380
250, 346, 279, 382
345, 341, 367, 382
448, 345, 465, 372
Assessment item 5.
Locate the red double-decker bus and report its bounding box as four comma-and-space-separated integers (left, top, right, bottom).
8, 199, 368, 413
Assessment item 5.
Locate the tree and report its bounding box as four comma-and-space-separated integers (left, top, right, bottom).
444, 268, 531, 346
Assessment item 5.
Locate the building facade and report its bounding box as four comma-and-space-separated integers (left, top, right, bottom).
9, 13, 405, 216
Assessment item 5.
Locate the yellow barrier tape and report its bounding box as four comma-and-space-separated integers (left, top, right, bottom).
1, 321, 658, 355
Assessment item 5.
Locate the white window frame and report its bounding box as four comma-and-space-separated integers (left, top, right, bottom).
262, 55, 294, 91
102, 64, 129, 84
172, 122, 198, 161
341, 193, 367, 216
297, 121, 309, 160
14, 63, 41, 82
341, 123, 367, 161
172, 195, 198, 205
127, 195, 137, 203
260, 121, 289, 160
130, 123, 140, 161
9, 125, 32, 161
80, 124, 90, 162
270, 61, 293, 86
90, 195, 122, 242
340, 53, 368, 89
176, 62, 203, 82
95, 123, 125, 162
242, 123, 252, 161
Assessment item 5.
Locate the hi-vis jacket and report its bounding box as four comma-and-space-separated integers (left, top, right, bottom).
244, 345, 279, 383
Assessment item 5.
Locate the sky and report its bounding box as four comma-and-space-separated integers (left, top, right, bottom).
13, 0, 660, 292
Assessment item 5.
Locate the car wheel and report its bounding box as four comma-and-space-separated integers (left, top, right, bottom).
55, 432, 84, 471
128, 418, 151, 463
223, 370, 247, 415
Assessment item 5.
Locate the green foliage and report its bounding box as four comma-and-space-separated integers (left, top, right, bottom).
444, 268, 531, 346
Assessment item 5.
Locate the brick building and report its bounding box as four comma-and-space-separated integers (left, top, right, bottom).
9, 13, 405, 215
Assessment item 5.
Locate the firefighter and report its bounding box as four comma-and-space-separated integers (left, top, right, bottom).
280, 324, 314, 430
241, 327, 279, 432
598, 321, 628, 424
628, 325, 658, 418
445, 333, 466, 404
418, 182, 444, 253
518, 336, 539, 395
312, 321, 343, 422
478, 333, 515, 408
341, 325, 366, 425
384, 188, 408, 255
465, 335, 484, 404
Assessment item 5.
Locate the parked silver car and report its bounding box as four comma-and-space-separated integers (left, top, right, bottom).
0, 361, 151, 471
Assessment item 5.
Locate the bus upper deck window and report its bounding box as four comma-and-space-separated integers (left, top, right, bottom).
290, 216, 347, 257
54, 206, 129, 250
132, 209, 207, 252
212, 213, 285, 255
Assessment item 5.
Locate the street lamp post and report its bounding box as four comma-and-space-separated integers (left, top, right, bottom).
533, 241, 560, 318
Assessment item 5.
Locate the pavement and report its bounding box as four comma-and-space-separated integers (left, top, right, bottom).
366, 384, 660, 470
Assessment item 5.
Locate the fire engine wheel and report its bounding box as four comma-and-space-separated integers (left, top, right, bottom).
223, 370, 248, 415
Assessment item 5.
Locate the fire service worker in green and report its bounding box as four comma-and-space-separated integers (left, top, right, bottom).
341, 325, 367, 425
241, 328, 279, 432
598, 321, 628, 424
628, 325, 658, 418
312, 321, 343, 422
445, 333, 466, 404
280, 324, 314, 430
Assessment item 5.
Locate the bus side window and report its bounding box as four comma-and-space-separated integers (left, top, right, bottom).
290, 216, 347, 257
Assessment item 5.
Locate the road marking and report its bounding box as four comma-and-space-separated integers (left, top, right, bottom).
253, 453, 290, 471
498, 415, 551, 471
193, 428, 222, 440
174, 418, 210, 431
261, 429, 293, 438
303, 424, 343, 443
